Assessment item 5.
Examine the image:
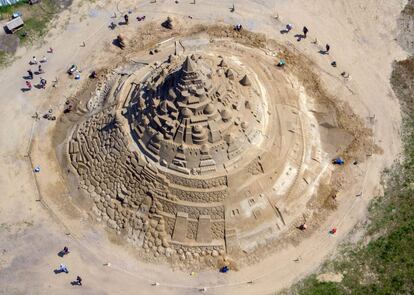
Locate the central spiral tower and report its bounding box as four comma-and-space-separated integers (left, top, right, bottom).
128, 54, 267, 175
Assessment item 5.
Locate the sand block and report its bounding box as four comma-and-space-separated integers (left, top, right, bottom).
172, 212, 188, 242
196, 215, 212, 243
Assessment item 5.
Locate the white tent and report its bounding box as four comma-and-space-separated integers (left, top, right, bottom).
0, 0, 22, 7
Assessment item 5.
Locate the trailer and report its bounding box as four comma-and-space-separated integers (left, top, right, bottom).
5, 16, 24, 33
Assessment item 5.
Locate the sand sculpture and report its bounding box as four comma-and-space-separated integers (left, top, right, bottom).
67, 41, 344, 264
129, 55, 263, 174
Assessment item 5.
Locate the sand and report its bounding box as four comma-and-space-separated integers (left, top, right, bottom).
0, 0, 407, 294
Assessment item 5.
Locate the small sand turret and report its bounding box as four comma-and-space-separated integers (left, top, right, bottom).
225, 68, 235, 80
219, 59, 227, 67
240, 74, 251, 86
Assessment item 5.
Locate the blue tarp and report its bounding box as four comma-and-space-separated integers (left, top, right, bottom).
0, 0, 22, 7
332, 158, 345, 165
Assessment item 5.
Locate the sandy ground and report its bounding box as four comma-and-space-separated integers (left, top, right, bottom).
0, 0, 407, 294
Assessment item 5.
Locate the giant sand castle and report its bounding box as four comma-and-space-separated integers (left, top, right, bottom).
65, 36, 361, 265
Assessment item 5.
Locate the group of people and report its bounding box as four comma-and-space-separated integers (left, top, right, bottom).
57, 246, 83, 286
109, 13, 146, 30
24, 50, 51, 91
283, 24, 332, 59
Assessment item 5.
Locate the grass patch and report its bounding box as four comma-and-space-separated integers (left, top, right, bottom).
17, 0, 60, 44
285, 58, 414, 295
294, 277, 345, 295
0, 0, 28, 20
19, 14, 50, 43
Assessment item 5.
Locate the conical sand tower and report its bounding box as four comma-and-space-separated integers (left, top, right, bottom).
129, 54, 261, 174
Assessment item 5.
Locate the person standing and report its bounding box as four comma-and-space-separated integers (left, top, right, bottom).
27, 69, 33, 79
325, 44, 330, 53
31, 56, 37, 65
89, 71, 97, 79
59, 246, 70, 256
303, 26, 308, 38
76, 276, 82, 286
26, 81, 32, 90
40, 78, 47, 89
286, 23, 293, 33
298, 223, 307, 230
58, 264, 69, 273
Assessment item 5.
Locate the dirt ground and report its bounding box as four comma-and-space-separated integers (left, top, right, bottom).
0, 0, 407, 294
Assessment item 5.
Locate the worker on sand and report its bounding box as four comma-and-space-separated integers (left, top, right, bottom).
234, 24, 243, 31
40, 78, 47, 89
298, 223, 307, 230
63, 246, 69, 255
76, 276, 82, 286
58, 264, 69, 273
332, 157, 344, 165
303, 26, 308, 38
27, 69, 33, 79
89, 71, 97, 79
